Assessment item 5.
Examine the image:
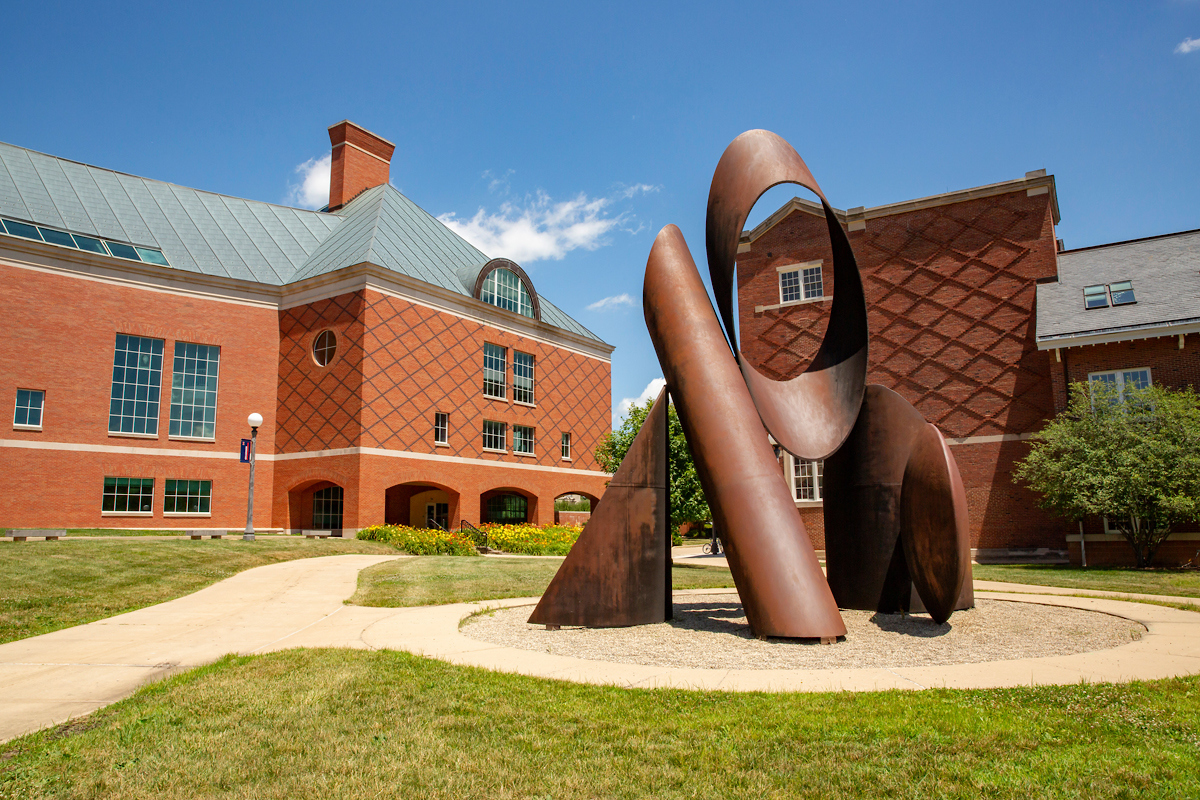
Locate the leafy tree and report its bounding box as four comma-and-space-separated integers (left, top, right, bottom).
1015, 381, 1200, 567
595, 396, 710, 530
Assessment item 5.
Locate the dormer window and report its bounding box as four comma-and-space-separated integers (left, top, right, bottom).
1109, 281, 1136, 305
481, 267, 535, 318
1083, 285, 1108, 309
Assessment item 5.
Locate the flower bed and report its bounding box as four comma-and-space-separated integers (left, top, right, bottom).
479, 523, 582, 556
357, 524, 478, 556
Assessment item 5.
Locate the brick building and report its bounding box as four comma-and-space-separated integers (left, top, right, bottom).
737, 173, 1200, 564
1, 121, 612, 534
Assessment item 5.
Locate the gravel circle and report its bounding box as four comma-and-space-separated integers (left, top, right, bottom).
461, 595, 1145, 670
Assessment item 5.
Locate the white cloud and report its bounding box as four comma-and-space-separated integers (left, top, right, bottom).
438, 183, 659, 264
616, 377, 667, 423
1177, 37, 1200, 54
587, 293, 637, 311
286, 153, 331, 210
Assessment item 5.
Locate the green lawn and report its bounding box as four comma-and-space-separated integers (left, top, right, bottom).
350, 556, 736, 607
2, 649, 1197, 799
973, 564, 1200, 598
0, 538, 397, 644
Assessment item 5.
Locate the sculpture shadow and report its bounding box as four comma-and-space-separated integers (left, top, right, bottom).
868, 612, 952, 638
668, 600, 754, 638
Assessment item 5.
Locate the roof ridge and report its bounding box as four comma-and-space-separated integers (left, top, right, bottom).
1060, 227, 1200, 255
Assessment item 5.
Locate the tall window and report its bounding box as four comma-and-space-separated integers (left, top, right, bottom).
792, 458, 824, 502
169, 342, 220, 440
13, 389, 44, 429
779, 262, 823, 304
513, 351, 535, 404
434, 412, 448, 445
103, 477, 154, 513
513, 424, 535, 455
312, 486, 344, 529
484, 343, 507, 399
109, 334, 164, 435
480, 267, 534, 318
561, 432, 572, 460
483, 420, 507, 451
164, 479, 212, 514
1089, 368, 1151, 406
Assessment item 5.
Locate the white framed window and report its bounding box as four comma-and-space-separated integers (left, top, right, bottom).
103, 476, 154, 515
790, 456, 824, 502
483, 343, 507, 399
1088, 368, 1151, 406
483, 420, 507, 452
164, 479, 212, 515
778, 261, 824, 304
169, 342, 220, 440
513, 424, 535, 455
14, 388, 44, 430
481, 267, 535, 318
513, 351, 535, 405
108, 334, 164, 436
561, 432, 572, 460
313, 330, 337, 366
434, 412, 448, 445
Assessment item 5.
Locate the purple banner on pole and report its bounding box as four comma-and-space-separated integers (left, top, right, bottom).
240, 438, 252, 463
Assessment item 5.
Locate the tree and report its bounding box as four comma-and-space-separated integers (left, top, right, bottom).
594, 396, 710, 530
1014, 381, 1200, 567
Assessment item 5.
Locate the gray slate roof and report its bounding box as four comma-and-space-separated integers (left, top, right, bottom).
0, 141, 603, 343
1036, 229, 1200, 344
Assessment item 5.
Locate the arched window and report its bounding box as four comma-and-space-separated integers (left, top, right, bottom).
480, 267, 535, 318
312, 330, 337, 367
486, 493, 528, 524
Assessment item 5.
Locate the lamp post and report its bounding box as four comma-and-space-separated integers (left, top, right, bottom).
244, 412, 263, 541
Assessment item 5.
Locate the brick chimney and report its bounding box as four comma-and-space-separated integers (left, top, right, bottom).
326, 121, 396, 212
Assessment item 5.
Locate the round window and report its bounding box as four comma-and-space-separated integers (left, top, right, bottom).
313, 330, 337, 366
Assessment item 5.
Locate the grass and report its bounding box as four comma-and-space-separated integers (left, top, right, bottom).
0, 538, 397, 644
973, 564, 1200, 598
349, 556, 736, 607
2, 649, 1197, 799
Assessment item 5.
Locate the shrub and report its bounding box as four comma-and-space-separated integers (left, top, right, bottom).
357, 524, 478, 556
480, 523, 582, 556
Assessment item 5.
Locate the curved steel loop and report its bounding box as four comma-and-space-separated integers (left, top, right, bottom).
705, 129, 869, 460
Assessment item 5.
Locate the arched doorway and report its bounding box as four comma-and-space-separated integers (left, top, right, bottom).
554, 491, 598, 525
313, 485, 344, 530
385, 481, 459, 529
285, 479, 346, 533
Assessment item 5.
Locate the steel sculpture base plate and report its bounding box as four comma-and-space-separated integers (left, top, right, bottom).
528, 388, 671, 628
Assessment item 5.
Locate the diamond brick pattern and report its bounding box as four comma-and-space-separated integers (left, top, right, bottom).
738, 191, 1057, 440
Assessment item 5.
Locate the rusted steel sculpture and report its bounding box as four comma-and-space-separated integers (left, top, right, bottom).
533, 128, 974, 637
705, 130, 868, 461
528, 387, 671, 627
824, 386, 974, 624
645, 225, 845, 641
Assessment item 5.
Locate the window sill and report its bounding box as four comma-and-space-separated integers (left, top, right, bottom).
483, 393, 507, 403
794, 499, 823, 508
513, 401, 536, 409
164, 512, 212, 518
756, 296, 830, 314
434, 441, 450, 448
482, 447, 508, 455
561, 457, 572, 462
108, 432, 159, 440
514, 451, 536, 458
101, 511, 154, 517
169, 436, 216, 443
12, 425, 42, 432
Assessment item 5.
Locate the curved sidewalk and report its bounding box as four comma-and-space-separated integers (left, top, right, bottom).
3, 555, 1199, 744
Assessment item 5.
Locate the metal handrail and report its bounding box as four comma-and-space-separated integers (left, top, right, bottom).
460, 520, 487, 549
428, 518, 449, 533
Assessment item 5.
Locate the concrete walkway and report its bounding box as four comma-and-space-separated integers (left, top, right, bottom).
3, 554, 1200, 744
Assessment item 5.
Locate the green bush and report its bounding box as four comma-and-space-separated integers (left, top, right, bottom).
357, 524, 478, 556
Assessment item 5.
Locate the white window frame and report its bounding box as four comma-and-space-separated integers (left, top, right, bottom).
513, 351, 535, 406
13, 388, 44, 431
561, 432, 572, 461
513, 424, 535, 456
482, 420, 507, 453
1087, 367, 1152, 407
777, 260, 825, 306
483, 343, 507, 400
433, 412, 449, 446
788, 454, 825, 505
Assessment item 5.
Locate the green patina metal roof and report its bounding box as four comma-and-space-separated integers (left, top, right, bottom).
0, 141, 604, 343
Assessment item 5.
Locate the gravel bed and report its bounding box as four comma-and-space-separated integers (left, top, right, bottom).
461, 595, 1145, 670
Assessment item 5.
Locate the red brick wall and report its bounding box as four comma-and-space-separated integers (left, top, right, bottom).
1060, 335, 1199, 399
736, 189, 1067, 549
0, 262, 278, 529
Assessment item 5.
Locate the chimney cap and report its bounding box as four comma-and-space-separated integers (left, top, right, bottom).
327, 120, 396, 148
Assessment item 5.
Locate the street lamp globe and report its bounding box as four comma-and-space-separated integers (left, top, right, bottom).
248, 412, 264, 428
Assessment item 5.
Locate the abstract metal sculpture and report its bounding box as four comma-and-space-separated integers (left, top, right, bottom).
531, 128, 973, 638
528, 387, 671, 627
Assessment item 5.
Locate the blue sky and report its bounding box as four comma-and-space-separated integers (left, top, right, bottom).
3, 1, 1197, 424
